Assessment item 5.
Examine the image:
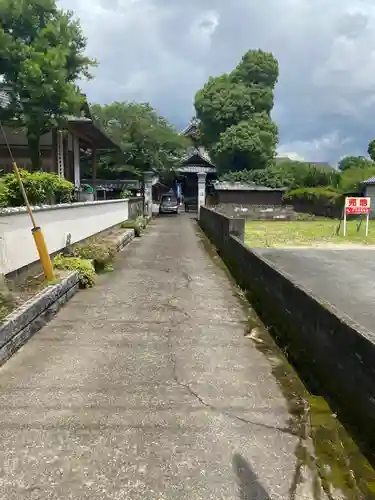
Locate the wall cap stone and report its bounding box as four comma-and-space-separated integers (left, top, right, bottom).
0, 198, 129, 218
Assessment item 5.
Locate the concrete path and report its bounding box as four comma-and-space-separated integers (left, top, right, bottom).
0, 215, 317, 499
256, 247, 375, 333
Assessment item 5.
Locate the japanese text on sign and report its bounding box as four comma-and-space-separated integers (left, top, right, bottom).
345, 197, 371, 215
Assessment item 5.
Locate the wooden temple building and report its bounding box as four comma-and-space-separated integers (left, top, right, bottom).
177, 118, 217, 210
0, 93, 118, 196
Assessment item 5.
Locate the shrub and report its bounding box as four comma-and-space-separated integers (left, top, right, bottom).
53, 254, 96, 288
1, 169, 75, 207
283, 187, 343, 207
121, 216, 147, 236
54, 177, 75, 203
121, 219, 142, 237
74, 239, 117, 272
0, 181, 9, 208
120, 189, 133, 199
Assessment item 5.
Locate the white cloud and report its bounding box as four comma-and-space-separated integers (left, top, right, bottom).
278, 132, 356, 162
58, 0, 375, 161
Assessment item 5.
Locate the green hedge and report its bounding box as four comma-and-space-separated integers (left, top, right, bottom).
283, 187, 343, 206
0, 170, 75, 207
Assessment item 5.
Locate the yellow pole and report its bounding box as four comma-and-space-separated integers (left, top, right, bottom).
31, 227, 55, 281
12, 162, 55, 281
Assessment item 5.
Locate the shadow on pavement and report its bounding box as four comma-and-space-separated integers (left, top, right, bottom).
232, 453, 270, 500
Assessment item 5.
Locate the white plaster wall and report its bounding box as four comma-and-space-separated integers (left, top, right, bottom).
0, 199, 129, 274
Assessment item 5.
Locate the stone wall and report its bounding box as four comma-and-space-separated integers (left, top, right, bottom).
0, 199, 133, 275
212, 204, 296, 220
216, 189, 284, 206
128, 198, 143, 220
199, 206, 375, 449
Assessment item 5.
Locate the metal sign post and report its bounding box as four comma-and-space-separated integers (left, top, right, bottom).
343, 196, 371, 236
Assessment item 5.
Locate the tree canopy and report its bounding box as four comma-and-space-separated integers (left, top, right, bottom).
219, 155, 375, 197
195, 49, 279, 174
88, 101, 188, 179
339, 165, 375, 193
0, 0, 95, 169
220, 159, 340, 190
368, 140, 375, 162
338, 156, 373, 172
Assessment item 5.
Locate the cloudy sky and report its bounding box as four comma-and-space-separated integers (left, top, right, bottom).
59, 0, 375, 164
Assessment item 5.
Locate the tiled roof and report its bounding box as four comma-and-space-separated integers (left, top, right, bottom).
181, 146, 215, 167
362, 176, 375, 185
0, 89, 11, 109
180, 117, 199, 136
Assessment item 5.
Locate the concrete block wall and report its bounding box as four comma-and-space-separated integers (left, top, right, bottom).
0, 199, 135, 275
212, 203, 297, 220
199, 206, 375, 450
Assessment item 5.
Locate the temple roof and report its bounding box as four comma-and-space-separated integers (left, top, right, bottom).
181, 146, 215, 167
180, 117, 199, 138
67, 118, 119, 150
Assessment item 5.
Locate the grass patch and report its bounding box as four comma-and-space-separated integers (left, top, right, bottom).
0, 270, 69, 323
245, 218, 375, 248
121, 216, 148, 237
54, 254, 96, 288
72, 223, 137, 272
73, 239, 117, 272
0, 290, 16, 322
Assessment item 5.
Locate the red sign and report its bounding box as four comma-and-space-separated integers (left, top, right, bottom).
345, 197, 371, 215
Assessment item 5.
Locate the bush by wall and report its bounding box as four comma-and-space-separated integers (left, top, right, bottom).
0, 170, 75, 207
73, 238, 117, 272
53, 254, 96, 288
284, 187, 342, 205
121, 216, 147, 237
284, 187, 343, 218
120, 189, 133, 199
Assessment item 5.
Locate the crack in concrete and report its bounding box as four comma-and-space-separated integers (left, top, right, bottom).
176, 376, 300, 438
166, 326, 299, 438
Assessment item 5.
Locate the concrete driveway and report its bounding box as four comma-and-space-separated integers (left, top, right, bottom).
0, 214, 356, 499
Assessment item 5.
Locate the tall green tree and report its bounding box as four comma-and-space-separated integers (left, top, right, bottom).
0, 0, 95, 169
368, 139, 375, 162
231, 49, 279, 89
195, 49, 279, 174
89, 101, 188, 179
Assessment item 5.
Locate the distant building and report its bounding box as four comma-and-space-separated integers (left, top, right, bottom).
177, 118, 217, 212
208, 181, 286, 207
